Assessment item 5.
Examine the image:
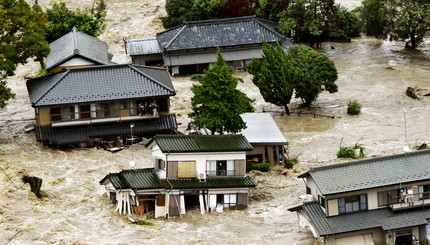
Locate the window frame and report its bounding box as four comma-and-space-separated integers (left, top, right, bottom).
338, 194, 367, 214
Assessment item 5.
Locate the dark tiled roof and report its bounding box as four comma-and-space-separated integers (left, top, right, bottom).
162, 176, 256, 189
46, 27, 110, 70
300, 201, 430, 236
100, 168, 256, 190
300, 149, 430, 195
151, 134, 253, 153
26, 64, 175, 107
100, 168, 164, 189
156, 16, 290, 51
35, 114, 177, 145
127, 38, 162, 55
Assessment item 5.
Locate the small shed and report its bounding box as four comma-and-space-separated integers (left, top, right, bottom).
240, 113, 288, 164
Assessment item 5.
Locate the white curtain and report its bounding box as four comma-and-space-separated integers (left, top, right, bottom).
180, 195, 186, 214
227, 160, 234, 176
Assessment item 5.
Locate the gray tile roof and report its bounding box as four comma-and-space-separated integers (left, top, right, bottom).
149, 134, 253, 153
35, 114, 177, 145
299, 149, 430, 195
298, 201, 430, 236
156, 16, 291, 52
127, 38, 163, 55
100, 168, 256, 190
46, 27, 110, 70
26, 64, 175, 107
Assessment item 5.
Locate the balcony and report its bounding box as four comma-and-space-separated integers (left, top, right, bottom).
388, 191, 430, 211
206, 170, 236, 177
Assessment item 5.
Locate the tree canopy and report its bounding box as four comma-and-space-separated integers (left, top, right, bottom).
288, 45, 338, 107
359, 0, 430, 49
45, 0, 107, 43
247, 40, 296, 115
189, 48, 254, 134
278, 0, 360, 45
0, 0, 50, 108
248, 42, 338, 114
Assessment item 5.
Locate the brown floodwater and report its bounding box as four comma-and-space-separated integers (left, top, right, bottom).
1, 0, 430, 244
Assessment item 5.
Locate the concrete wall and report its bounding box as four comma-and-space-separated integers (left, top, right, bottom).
324, 228, 386, 245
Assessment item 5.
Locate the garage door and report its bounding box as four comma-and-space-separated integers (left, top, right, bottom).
335, 234, 375, 245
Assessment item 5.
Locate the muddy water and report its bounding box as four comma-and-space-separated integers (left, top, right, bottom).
1, 0, 430, 244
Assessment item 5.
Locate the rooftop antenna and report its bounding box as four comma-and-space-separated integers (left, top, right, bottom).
402, 106, 410, 152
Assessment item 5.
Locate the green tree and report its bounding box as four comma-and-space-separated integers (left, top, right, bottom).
248, 40, 296, 115
45, 0, 107, 43
359, 0, 430, 49
279, 0, 358, 46
189, 48, 254, 134
288, 45, 338, 107
162, 0, 227, 29
255, 0, 290, 22
0, 0, 50, 108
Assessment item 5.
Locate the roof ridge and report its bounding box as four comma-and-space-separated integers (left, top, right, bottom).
164, 25, 187, 49
310, 149, 430, 173
253, 18, 285, 40
132, 64, 167, 71
183, 16, 257, 26
128, 65, 175, 93
33, 70, 70, 105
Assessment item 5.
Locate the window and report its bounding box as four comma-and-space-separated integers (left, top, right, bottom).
378, 189, 400, 206
206, 160, 235, 176
154, 158, 165, 170
338, 194, 367, 214
419, 184, 430, 200
318, 195, 326, 208
96, 102, 118, 118
223, 194, 237, 209
306, 187, 311, 195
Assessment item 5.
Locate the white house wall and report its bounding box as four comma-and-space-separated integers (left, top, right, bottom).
59, 57, 96, 67
152, 149, 246, 179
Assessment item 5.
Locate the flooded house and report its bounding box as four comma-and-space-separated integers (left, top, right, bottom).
126, 16, 293, 75
26, 64, 177, 146
99, 134, 256, 218
240, 113, 288, 165
289, 149, 430, 245
46, 27, 112, 74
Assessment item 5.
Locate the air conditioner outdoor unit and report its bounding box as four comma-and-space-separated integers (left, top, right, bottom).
198, 172, 206, 182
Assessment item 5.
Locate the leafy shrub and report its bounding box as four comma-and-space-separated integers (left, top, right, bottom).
247, 162, 271, 172
285, 157, 299, 169
337, 139, 366, 159
137, 220, 154, 226
347, 100, 362, 115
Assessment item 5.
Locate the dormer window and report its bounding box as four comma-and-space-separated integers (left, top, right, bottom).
338, 194, 367, 214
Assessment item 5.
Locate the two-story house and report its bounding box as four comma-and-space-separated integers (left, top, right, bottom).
289, 149, 430, 245
26, 64, 177, 146
99, 134, 256, 218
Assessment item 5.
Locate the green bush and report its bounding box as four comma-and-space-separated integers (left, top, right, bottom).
347, 100, 362, 115
285, 157, 299, 169
137, 220, 154, 226
337, 139, 366, 159
337, 146, 357, 159
247, 162, 271, 172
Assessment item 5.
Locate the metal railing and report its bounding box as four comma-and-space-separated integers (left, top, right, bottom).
388, 190, 430, 210
206, 170, 236, 177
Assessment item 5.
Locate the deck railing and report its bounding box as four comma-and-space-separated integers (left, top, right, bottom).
388, 190, 430, 210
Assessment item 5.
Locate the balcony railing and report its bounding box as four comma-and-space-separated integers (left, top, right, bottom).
388, 190, 430, 211
206, 170, 236, 177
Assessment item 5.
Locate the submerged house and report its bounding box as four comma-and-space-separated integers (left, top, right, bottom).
46, 27, 112, 73
240, 113, 288, 164
99, 134, 256, 218
26, 64, 177, 146
126, 16, 293, 75
289, 149, 430, 245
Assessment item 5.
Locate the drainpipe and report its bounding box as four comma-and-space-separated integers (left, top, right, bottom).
123, 38, 128, 55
